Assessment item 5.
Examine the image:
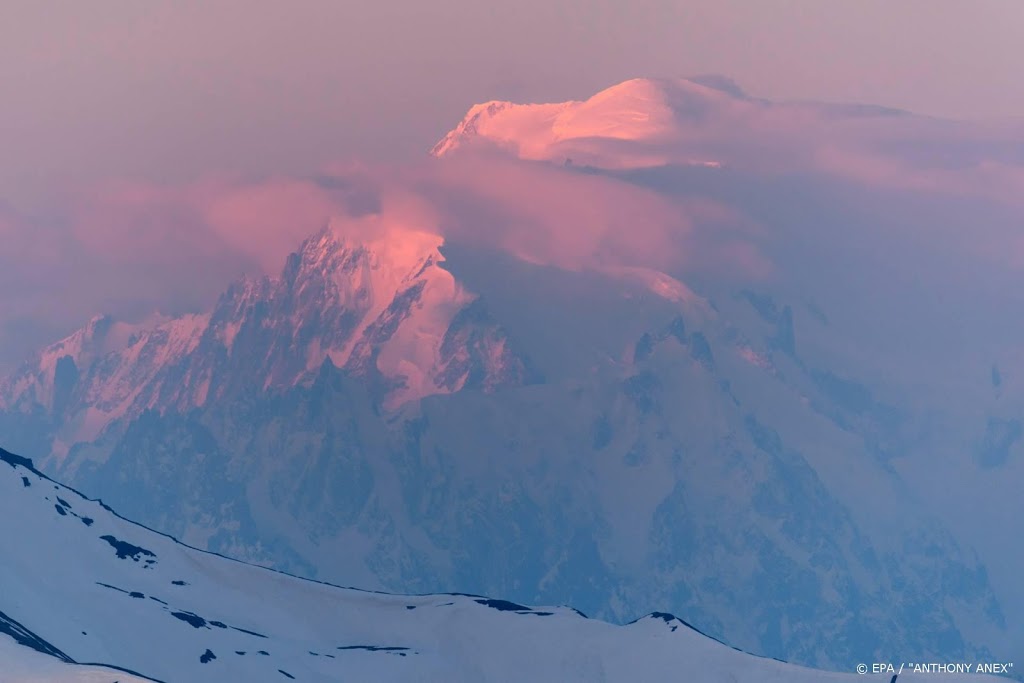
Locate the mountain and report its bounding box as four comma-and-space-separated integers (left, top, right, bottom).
430, 76, 907, 170
2, 79, 1021, 675
0, 223, 1009, 671
0, 222, 533, 465
0, 445, 1009, 683
431, 76, 737, 167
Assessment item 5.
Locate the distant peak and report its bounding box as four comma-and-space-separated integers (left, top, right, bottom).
430, 75, 751, 165
301, 221, 346, 253
430, 99, 574, 157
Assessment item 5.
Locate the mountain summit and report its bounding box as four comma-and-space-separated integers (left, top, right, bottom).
431, 75, 908, 169
0, 223, 533, 460
431, 77, 742, 165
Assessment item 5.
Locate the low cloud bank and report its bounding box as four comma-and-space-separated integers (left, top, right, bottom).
2, 89, 1023, 369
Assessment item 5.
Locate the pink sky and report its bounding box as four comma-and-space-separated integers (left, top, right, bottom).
2, 0, 1023, 209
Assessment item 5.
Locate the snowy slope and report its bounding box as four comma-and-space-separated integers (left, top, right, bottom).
0, 637, 153, 683
0, 446, 1006, 683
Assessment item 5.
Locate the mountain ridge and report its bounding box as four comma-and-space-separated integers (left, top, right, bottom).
0, 444, 1007, 683
0, 220, 1012, 672
0, 222, 534, 464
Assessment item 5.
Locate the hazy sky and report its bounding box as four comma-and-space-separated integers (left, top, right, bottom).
2, 0, 1023, 209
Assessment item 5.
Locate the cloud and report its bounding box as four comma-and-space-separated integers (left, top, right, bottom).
432, 77, 1024, 212
4, 92, 1024, 372
410, 156, 767, 280
0, 152, 776, 370
422, 157, 691, 270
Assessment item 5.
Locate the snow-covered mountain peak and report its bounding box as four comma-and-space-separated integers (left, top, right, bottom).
0, 223, 536, 461
281, 221, 490, 407
430, 76, 750, 165
557, 77, 738, 136
0, 312, 209, 454
293, 220, 447, 288
430, 98, 578, 158
430, 75, 919, 171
